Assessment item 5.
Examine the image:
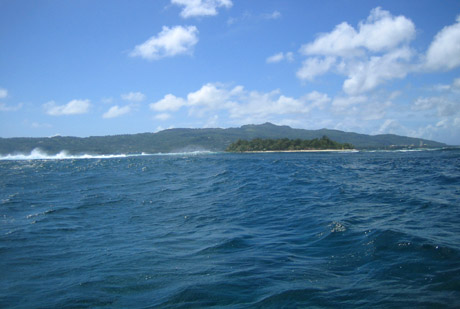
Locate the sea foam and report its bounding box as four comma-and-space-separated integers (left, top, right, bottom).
0, 148, 134, 161
0, 148, 217, 161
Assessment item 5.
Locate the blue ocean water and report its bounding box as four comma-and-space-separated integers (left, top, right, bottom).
1, 150, 460, 308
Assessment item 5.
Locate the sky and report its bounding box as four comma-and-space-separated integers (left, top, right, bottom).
1, 0, 460, 144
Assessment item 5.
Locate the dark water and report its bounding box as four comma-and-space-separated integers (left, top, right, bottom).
1, 150, 460, 308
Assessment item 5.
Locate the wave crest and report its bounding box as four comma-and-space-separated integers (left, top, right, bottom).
0, 148, 217, 160
0, 148, 135, 160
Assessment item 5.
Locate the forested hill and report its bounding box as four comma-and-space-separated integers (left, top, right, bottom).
0, 123, 447, 155
226, 137, 354, 152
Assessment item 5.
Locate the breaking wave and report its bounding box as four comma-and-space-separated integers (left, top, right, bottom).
0, 148, 217, 161
0, 149, 135, 160
153, 150, 217, 156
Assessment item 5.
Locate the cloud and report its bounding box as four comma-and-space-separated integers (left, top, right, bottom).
266, 52, 284, 63
266, 52, 293, 63
405, 88, 460, 144
342, 47, 413, 95
155, 113, 171, 121
330, 92, 394, 122
31, 122, 52, 129
263, 10, 281, 20
412, 77, 460, 120
150, 94, 187, 112
376, 119, 405, 135
0, 88, 7, 99
154, 126, 165, 133
432, 77, 460, 92
412, 97, 441, 111
297, 57, 335, 81
412, 96, 459, 117
454, 78, 460, 89
204, 115, 219, 128
332, 95, 367, 110
151, 83, 330, 123
302, 91, 331, 109
121, 91, 146, 102
44, 99, 90, 116
0, 102, 22, 112
130, 26, 198, 60
227, 89, 309, 119
296, 9, 460, 96
103, 105, 132, 119
453, 78, 460, 90
172, 0, 232, 18
228, 10, 282, 26
187, 82, 238, 111
301, 22, 361, 58
301, 7, 415, 57
145, 80, 457, 143
101, 97, 113, 104
424, 16, 460, 71
297, 7, 416, 94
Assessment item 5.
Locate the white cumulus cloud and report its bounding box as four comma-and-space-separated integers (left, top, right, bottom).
150, 94, 187, 111
150, 83, 330, 123
227, 90, 309, 119
297, 57, 336, 81
130, 26, 198, 60
121, 91, 146, 102
342, 47, 413, 95
301, 7, 415, 57
187, 82, 238, 110
172, 0, 232, 18
297, 7, 416, 95
425, 16, 460, 71
103, 105, 132, 119
44, 99, 90, 116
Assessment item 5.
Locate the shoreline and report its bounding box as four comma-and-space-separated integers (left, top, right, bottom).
229, 149, 359, 153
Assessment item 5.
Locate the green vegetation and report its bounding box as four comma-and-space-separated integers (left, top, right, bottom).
226, 136, 354, 152
0, 123, 447, 155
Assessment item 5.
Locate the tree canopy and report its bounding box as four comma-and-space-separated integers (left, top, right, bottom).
226, 136, 354, 152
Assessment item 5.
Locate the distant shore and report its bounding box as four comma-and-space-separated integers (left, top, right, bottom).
231, 149, 358, 153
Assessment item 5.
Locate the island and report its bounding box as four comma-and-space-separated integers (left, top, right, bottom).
0, 123, 448, 156
226, 136, 355, 152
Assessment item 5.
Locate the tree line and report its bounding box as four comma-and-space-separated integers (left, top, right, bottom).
226, 136, 354, 152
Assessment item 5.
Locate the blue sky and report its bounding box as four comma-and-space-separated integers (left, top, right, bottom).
1, 0, 460, 144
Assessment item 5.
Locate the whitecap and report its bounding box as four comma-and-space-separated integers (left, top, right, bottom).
0, 148, 217, 161
153, 151, 217, 156
0, 148, 135, 161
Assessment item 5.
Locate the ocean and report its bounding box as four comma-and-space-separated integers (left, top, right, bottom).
1, 149, 459, 308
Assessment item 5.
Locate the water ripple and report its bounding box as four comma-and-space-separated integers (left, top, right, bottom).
0, 150, 459, 308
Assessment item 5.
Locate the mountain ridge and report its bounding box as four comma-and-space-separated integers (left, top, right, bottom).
0, 122, 447, 155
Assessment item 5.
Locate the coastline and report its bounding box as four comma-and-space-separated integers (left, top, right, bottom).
229, 149, 358, 153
